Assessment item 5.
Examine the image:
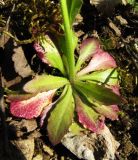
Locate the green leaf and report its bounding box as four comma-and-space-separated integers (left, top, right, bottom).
46, 52, 65, 75
23, 75, 69, 93
74, 81, 122, 105
72, 32, 78, 53
67, 0, 83, 25
57, 27, 78, 77
47, 85, 74, 145
39, 35, 65, 74
69, 122, 85, 135
51, 35, 69, 72
57, 29, 78, 54
78, 68, 119, 85
127, 0, 135, 5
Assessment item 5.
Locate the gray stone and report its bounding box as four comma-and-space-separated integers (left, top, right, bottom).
62, 125, 119, 160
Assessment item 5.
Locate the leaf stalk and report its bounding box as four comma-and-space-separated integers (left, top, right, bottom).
60, 0, 75, 81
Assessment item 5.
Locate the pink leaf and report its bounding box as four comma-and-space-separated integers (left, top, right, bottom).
77, 50, 117, 76
10, 90, 56, 119
76, 38, 100, 72
75, 95, 104, 133
34, 42, 49, 64
80, 38, 100, 58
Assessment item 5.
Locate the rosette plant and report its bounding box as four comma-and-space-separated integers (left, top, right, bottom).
8, 0, 122, 145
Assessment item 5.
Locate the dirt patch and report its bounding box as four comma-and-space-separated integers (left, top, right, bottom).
0, 0, 138, 159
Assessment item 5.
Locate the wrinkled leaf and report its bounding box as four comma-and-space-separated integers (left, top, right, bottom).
77, 50, 117, 76
75, 95, 104, 132
74, 81, 122, 105
76, 38, 100, 72
67, 0, 83, 25
78, 68, 119, 85
47, 85, 74, 145
10, 90, 56, 119
24, 75, 69, 93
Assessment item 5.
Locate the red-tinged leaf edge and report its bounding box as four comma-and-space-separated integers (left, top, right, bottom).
75, 38, 100, 72
34, 42, 49, 64
77, 50, 117, 76
92, 102, 119, 121
34, 35, 66, 74
75, 94, 105, 133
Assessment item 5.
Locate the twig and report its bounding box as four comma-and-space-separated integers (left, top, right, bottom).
3, 30, 36, 44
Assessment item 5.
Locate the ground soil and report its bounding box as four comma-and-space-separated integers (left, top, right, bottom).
0, 1, 138, 160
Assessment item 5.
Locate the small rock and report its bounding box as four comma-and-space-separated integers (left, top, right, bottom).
62, 125, 119, 160
12, 139, 34, 160
9, 119, 37, 137
28, 130, 41, 139
21, 119, 38, 133
12, 42, 33, 78
116, 16, 128, 26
